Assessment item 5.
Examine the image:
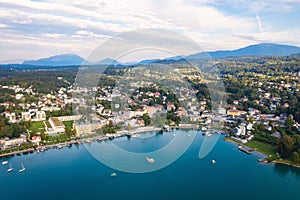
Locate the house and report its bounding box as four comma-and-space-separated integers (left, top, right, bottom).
5, 112, 17, 123
167, 103, 176, 111
134, 109, 146, 117
235, 124, 246, 136
246, 123, 253, 130
217, 107, 226, 116
31, 136, 41, 145
35, 111, 46, 121
248, 108, 260, 116
227, 108, 242, 117
21, 112, 31, 121
15, 93, 24, 100
154, 92, 160, 98
3, 135, 27, 148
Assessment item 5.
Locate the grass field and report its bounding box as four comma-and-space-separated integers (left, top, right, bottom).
245, 140, 277, 157
28, 121, 45, 132
62, 120, 74, 128
225, 137, 277, 157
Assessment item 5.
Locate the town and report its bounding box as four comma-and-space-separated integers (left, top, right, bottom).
1, 55, 300, 164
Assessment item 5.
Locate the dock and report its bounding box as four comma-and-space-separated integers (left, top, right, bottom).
238, 145, 253, 154
0, 148, 35, 158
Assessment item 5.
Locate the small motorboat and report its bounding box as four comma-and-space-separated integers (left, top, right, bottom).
212, 160, 216, 164
146, 157, 155, 163
110, 172, 117, 177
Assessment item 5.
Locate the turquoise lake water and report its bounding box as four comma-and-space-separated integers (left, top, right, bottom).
1, 129, 300, 200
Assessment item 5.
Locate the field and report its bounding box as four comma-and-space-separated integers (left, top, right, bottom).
62, 120, 74, 128
28, 121, 45, 133
245, 140, 277, 157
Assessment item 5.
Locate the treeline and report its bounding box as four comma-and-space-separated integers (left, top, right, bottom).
277, 134, 300, 163
0, 69, 77, 94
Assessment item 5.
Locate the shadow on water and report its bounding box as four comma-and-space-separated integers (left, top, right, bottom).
273, 163, 300, 178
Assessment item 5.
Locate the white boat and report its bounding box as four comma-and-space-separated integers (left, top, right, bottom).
110, 172, 117, 177
7, 164, 13, 172
19, 163, 26, 172
212, 159, 216, 164
2, 160, 8, 165
146, 157, 155, 163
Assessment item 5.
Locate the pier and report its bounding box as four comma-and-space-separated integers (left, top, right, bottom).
238, 145, 253, 154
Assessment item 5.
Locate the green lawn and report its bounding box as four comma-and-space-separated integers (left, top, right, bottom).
246, 140, 277, 157
62, 120, 74, 128
28, 121, 45, 132
225, 137, 277, 157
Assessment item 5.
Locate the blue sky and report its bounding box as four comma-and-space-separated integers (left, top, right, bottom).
0, 0, 299, 63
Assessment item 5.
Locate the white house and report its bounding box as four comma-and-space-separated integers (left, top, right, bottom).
5, 112, 17, 123
35, 111, 46, 121
21, 112, 31, 121
235, 124, 246, 136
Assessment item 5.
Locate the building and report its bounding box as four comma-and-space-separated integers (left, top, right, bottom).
35, 111, 46, 121
21, 112, 31, 121
2, 135, 27, 148
45, 117, 65, 135
235, 124, 246, 136
217, 107, 227, 116
227, 108, 243, 117
31, 136, 41, 145
5, 112, 17, 123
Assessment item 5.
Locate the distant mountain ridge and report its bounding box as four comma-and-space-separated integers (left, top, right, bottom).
22, 54, 86, 66
18, 43, 300, 67
188, 43, 300, 59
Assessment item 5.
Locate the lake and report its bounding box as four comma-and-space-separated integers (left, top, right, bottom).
1, 129, 300, 200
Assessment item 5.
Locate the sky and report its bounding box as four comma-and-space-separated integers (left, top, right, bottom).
0, 0, 300, 63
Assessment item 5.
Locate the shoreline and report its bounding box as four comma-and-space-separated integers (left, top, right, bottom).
0, 126, 165, 158
5, 128, 300, 169
224, 137, 300, 169
272, 160, 300, 169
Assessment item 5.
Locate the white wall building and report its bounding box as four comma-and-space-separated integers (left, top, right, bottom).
21, 112, 31, 121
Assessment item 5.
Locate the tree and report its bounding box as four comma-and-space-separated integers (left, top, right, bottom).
291, 152, 300, 163
142, 113, 151, 126
277, 135, 295, 158
126, 124, 132, 131
41, 132, 48, 140
285, 114, 294, 130
248, 117, 254, 124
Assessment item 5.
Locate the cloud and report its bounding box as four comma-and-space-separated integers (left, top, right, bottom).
256, 15, 263, 32
0, 0, 299, 62
0, 23, 8, 28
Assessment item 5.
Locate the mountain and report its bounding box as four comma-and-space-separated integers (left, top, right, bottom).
22, 54, 86, 66
16, 43, 300, 68
137, 59, 161, 65
97, 58, 122, 65
188, 43, 300, 59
